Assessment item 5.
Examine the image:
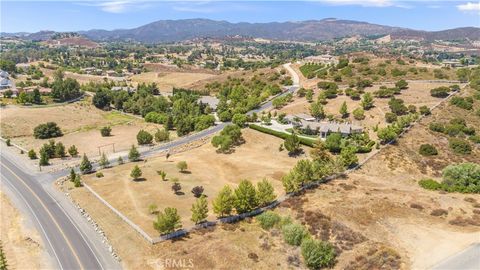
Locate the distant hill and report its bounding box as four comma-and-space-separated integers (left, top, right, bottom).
4, 18, 479, 43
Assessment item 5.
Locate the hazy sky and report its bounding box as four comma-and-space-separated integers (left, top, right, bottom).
1, 1, 479, 33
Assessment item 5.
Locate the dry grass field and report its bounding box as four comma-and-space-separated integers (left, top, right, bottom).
276, 81, 460, 139
130, 72, 217, 93
60, 85, 479, 270
0, 192, 51, 270
79, 129, 303, 235
0, 98, 166, 157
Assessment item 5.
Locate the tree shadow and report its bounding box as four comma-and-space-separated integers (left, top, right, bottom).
133, 177, 146, 182
174, 191, 185, 196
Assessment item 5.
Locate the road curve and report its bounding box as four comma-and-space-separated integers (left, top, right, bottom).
0, 150, 119, 269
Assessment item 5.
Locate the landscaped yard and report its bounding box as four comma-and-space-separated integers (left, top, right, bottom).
77, 129, 303, 235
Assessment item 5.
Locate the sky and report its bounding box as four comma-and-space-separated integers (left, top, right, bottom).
1, 0, 479, 33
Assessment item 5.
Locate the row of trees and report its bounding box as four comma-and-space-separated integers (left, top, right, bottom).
153, 179, 277, 235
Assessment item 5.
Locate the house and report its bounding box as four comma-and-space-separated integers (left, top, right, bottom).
0, 78, 11, 90
198, 96, 220, 111
284, 113, 316, 123
0, 70, 9, 79
285, 114, 363, 138
303, 55, 338, 65
442, 60, 463, 68
111, 86, 136, 93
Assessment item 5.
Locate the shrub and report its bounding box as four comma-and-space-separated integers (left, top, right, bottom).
282, 223, 310, 246
301, 238, 336, 269
442, 163, 480, 193
429, 122, 444, 133
419, 105, 431, 115
28, 149, 37, 159
418, 179, 442, 190
385, 112, 397, 123
450, 96, 473, 110
154, 128, 169, 142
430, 209, 448, 216
430, 87, 450, 98
449, 138, 472, 155
5, 139, 11, 146
177, 161, 188, 172
33, 122, 63, 139
256, 211, 281, 230
96, 172, 104, 178
352, 108, 365, 120
100, 126, 111, 137
137, 130, 153, 145
419, 144, 438, 156
249, 124, 316, 147
191, 186, 204, 197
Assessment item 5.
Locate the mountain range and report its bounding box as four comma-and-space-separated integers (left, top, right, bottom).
4, 18, 479, 43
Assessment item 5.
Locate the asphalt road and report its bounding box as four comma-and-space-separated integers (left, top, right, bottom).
0, 62, 300, 269
0, 150, 119, 269
431, 243, 480, 270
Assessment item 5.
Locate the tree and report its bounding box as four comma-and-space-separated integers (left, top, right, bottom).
361, 93, 374, 110
28, 149, 37, 159
442, 163, 479, 192
234, 180, 258, 214
74, 174, 82, 187
33, 122, 63, 139
388, 97, 408, 115
177, 161, 188, 172
352, 107, 365, 120
339, 101, 348, 118
339, 146, 358, 168
172, 181, 182, 194
117, 156, 124, 165
211, 124, 243, 153
68, 145, 78, 157
99, 152, 110, 168
213, 185, 235, 217
419, 105, 431, 115
136, 130, 153, 145
154, 128, 169, 142
310, 139, 331, 163
69, 168, 76, 182
310, 101, 325, 120
325, 133, 342, 153
191, 186, 204, 197
256, 179, 276, 206
128, 145, 140, 161
153, 207, 182, 235
157, 170, 167, 181
39, 150, 49, 166
32, 88, 42, 104
130, 165, 142, 180
92, 90, 112, 109
377, 126, 398, 144
305, 89, 314, 102
100, 126, 111, 137
79, 154, 92, 174
232, 113, 248, 127
191, 195, 209, 224
284, 133, 300, 155
55, 142, 66, 158
301, 238, 336, 269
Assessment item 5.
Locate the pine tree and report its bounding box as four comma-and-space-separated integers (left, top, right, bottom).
39, 150, 49, 166
74, 174, 82, 187
340, 101, 348, 118
130, 165, 142, 180
212, 185, 234, 217
69, 168, 76, 182
234, 180, 258, 214
99, 152, 110, 168
128, 145, 140, 161
0, 241, 8, 270
68, 145, 78, 157
284, 133, 300, 155
153, 207, 182, 235
256, 179, 276, 206
79, 154, 92, 174
191, 195, 209, 224
361, 93, 374, 110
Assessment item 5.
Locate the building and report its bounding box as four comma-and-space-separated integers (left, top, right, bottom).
442, 60, 463, 68
303, 55, 338, 65
198, 96, 220, 111
0, 78, 11, 90
111, 86, 136, 93
285, 114, 363, 139
0, 70, 9, 79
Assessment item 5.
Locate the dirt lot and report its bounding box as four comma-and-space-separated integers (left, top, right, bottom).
131, 72, 217, 93
77, 129, 303, 235
0, 192, 52, 269
0, 98, 166, 158
277, 81, 460, 139
61, 86, 479, 270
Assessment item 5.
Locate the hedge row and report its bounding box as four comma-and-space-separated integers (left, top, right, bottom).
249, 124, 316, 147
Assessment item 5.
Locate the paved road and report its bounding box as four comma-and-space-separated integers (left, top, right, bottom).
1, 62, 301, 269
1, 148, 120, 269
431, 243, 480, 270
